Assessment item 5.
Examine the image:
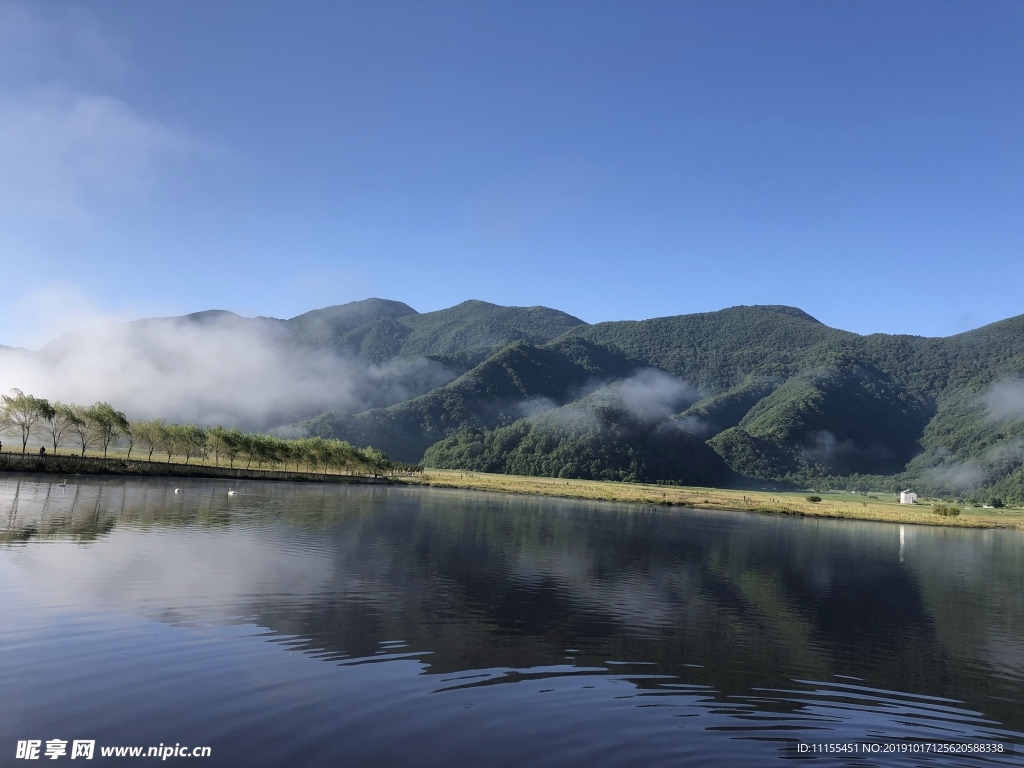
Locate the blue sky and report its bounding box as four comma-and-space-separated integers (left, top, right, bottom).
1, 0, 1022, 346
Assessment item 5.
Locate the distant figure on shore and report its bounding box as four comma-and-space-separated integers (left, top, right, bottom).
39, 446, 46, 456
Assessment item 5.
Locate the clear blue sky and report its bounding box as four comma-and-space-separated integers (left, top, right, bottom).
1, 0, 1021, 346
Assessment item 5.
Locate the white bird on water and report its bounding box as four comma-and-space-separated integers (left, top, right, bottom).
58, 479, 67, 488
227, 489, 237, 496
174, 488, 180, 494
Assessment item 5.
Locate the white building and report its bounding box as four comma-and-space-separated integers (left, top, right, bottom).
899, 490, 918, 505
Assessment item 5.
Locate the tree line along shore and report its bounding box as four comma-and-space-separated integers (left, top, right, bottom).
0, 389, 401, 477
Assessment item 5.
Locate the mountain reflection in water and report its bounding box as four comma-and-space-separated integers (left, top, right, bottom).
1, 476, 1021, 767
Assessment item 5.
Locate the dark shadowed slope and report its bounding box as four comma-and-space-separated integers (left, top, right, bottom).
301, 339, 641, 462
423, 383, 734, 486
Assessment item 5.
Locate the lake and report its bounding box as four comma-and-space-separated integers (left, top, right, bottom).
1, 476, 1021, 766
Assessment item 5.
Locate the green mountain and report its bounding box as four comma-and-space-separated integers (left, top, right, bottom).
300, 302, 1024, 503
283, 298, 586, 366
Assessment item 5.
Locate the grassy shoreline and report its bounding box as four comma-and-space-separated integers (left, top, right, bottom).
400, 470, 1024, 530
0, 451, 389, 485
3, 451, 1020, 530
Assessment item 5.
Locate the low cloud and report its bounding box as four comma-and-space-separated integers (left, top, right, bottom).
983, 379, 1024, 422
985, 438, 1024, 464
517, 397, 558, 419
539, 402, 600, 433
5, 280, 153, 350
671, 414, 713, 437
802, 429, 894, 470
615, 369, 700, 422
805, 430, 860, 463
924, 461, 985, 491
530, 369, 701, 435
0, 309, 455, 430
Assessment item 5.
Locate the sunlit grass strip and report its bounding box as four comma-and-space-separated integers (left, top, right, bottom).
404, 470, 1024, 530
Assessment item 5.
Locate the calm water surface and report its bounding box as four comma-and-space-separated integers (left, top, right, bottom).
1, 476, 1021, 766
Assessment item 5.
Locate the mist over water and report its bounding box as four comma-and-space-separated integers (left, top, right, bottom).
1, 476, 1021, 766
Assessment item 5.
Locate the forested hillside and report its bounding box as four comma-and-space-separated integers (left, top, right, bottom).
301, 338, 640, 461
281, 298, 586, 366
423, 380, 733, 486
301, 302, 1024, 503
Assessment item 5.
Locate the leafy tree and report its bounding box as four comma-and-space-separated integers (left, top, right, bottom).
132, 419, 166, 461
361, 447, 390, 476
223, 427, 244, 468
276, 438, 295, 470
240, 433, 259, 469
289, 438, 310, 471
123, 420, 137, 460
301, 437, 322, 472
332, 440, 357, 474
207, 426, 229, 467
252, 434, 278, 469
46, 402, 78, 454
161, 422, 179, 463
311, 437, 336, 473
86, 402, 129, 458
172, 424, 207, 465
68, 405, 99, 456
0, 388, 54, 454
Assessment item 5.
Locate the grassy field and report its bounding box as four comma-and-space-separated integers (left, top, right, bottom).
402, 470, 1024, 530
